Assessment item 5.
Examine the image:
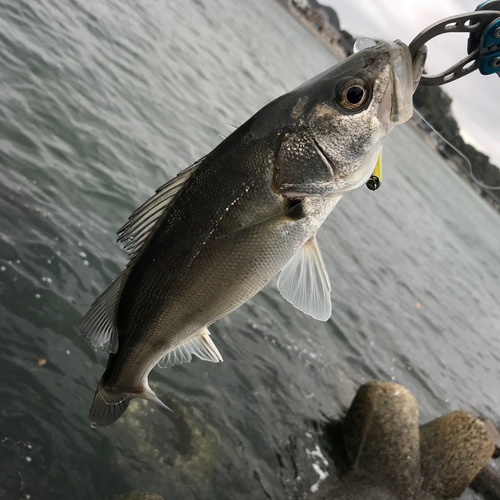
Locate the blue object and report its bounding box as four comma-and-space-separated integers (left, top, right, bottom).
476, 1, 500, 75
476, 1, 497, 9
479, 19, 500, 74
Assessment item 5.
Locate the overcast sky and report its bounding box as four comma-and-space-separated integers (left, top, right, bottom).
325, 0, 500, 167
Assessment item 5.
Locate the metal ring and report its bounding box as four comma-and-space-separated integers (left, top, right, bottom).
409, 10, 500, 85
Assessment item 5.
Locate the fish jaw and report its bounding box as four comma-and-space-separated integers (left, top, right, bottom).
378, 41, 426, 127
386, 41, 415, 125
411, 45, 427, 93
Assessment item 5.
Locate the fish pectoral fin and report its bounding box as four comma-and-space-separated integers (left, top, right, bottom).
158, 328, 223, 369
79, 269, 128, 353
277, 236, 332, 321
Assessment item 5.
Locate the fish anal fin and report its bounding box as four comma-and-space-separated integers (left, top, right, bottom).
79, 270, 128, 353
158, 328, 223, 369
277, 236, 332, 321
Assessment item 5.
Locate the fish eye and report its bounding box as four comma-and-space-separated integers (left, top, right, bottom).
337, 78, 370, 111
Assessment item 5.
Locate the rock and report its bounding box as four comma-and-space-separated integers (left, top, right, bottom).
311, 381, 498, 500
420, 410, 495, 499
470, 461, 500, 500
341, 381, 420, 499
117, 391, 221, 484
479, 417, 500, 458
114, 491, 164, 500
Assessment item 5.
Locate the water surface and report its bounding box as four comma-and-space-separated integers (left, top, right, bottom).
1, 0, 499, 499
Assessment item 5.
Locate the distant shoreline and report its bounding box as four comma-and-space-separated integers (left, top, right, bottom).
277, 1, 347, 61
274, 0, 500, 214
408, 119, 500, 212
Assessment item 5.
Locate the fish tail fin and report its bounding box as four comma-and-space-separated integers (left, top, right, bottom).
88, 380, 172, 427
89, 380, 134, 428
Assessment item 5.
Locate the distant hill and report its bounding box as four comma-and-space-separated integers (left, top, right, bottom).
307, 0, 340, 30
285, 0, 500, 206
291, 0, 355, 55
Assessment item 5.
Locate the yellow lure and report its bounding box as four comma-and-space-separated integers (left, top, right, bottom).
373, 150, 382, 182
366, 150, 382, 191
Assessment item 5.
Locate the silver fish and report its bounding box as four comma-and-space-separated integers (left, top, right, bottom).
80, 41, 425, 427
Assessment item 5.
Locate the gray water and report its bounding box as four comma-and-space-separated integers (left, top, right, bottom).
1, 0, 499, 499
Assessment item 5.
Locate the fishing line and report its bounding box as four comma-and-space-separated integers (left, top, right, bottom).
413, 108, 500, 190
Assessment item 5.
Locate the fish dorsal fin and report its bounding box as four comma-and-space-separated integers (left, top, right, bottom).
80, 159, 204, 354
277, 236, 332, 321
117, 158, 204, 259
79, 270, 127, 353
158, 328, 223, 368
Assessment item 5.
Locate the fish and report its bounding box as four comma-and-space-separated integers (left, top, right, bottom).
80, 40, 426, 427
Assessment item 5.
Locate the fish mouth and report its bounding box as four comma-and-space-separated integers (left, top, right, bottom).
411, 44, 427, 91
378, 41, 424, 127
